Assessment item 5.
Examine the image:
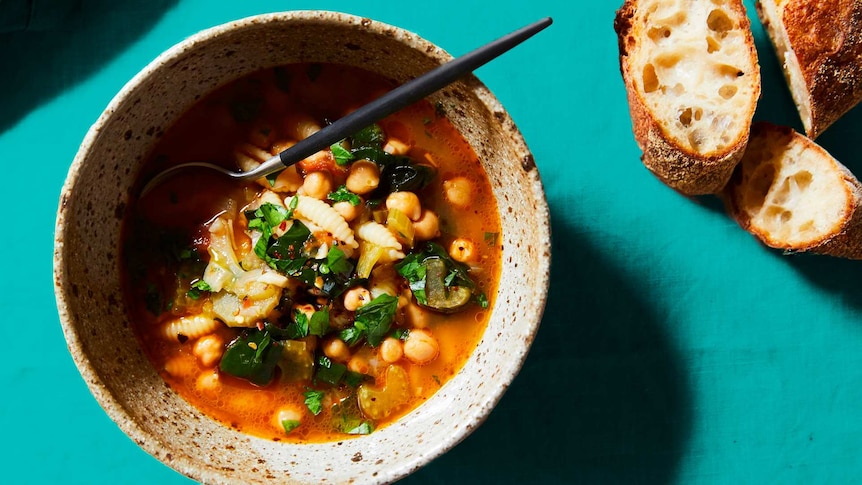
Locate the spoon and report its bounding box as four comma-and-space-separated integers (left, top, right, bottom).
140, 16, 552, 195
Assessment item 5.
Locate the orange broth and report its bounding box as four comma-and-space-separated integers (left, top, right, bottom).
122, 63, 501, 442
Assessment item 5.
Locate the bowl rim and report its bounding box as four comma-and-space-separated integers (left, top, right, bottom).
54, 10, 551, 484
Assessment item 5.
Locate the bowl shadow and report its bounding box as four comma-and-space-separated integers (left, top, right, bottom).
402, 204, 693, 484
0, 0, 177, 134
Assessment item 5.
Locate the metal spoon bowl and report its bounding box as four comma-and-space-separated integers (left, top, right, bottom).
140, 16, 552, 196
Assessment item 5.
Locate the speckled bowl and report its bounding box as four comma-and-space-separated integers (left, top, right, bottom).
53, 11, 550, 484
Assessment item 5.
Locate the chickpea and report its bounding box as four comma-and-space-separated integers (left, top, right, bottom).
193, 334, 225, 368
195, 370, 220, 393
284, 114, 322, 140
295, 118, 321, 140
322, 337, 351, 363
271, 165, 303, 193
345, 160, 380, 195
234, 143, 271, 171
386, 191, 422, 221
413, 209, 440, 241
449, 237, 477, 263
348, 354, 370, 374
404, 301, 430, 329
333, 200, 362, 222
275, 406, 304, 434
403, 329, 439, 365
379, 337, 404, 364
271, 139, 296, 154
299, 171, 333, 200
398, 294, 410, 310
343, 286, 372, 311
443, 176, 473, 208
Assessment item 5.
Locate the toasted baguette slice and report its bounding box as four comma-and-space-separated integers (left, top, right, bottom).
723, 122, 862, 258
757, 0, 862, 139
614, 0, 761, 195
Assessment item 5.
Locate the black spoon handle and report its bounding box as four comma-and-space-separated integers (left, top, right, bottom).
242, 16, 553, 180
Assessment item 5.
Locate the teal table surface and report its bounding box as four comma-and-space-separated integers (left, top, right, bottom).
5, 0, 862, 483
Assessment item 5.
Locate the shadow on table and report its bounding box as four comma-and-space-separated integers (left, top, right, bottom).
403, 204, 693, 484
0, 0, 177, 134
783, 253, 862, 311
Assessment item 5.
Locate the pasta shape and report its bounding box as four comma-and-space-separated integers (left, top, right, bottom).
234, 142, 271, 172
283, 113, 322, 140
233, 138, 302, 192
161, 314, 221, 342
355, 221, 402, 250
293, 195, 357, 248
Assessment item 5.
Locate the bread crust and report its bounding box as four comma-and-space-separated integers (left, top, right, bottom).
723, 122, 862, 259
615, 0, 761, 195
757, 0, 862, 139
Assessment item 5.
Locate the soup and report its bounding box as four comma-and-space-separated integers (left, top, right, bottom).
122, 63, 501, 442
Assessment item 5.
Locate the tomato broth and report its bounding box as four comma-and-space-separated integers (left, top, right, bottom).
123, 63, 501, 442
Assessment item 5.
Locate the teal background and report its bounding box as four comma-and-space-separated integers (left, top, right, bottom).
4, 0, 862, 483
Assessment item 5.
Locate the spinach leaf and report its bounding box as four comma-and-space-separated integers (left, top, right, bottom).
309, 308, 330, 337
394, 255, 428, 305
353, 294, 398, 347
351, 124, 386, 149
338, 327, 364, 347
265, 220, 312, 274
316, 246, 358, 298
378, 162, 436, 194
322, 246, 352, 275
219, 328, 283, 386
315, 355, 347, 386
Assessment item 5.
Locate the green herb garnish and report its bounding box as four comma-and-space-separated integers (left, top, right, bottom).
346, 422, 374, 435
330, 143, 354, 166
353, 294, 398, 347
315, 355, 347, 386
281, 420, 301, 434
219, 329, 283, 386
304, 389, 325, 415
327, 185, 361, 206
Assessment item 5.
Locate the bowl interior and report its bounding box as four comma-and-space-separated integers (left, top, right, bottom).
54, 11, 550, 484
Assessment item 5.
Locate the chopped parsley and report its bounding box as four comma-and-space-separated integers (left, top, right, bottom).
281, 420, 301, 434
186, 279, 212, 300
346, 422, 374, 435
304, 389, 325, 415
353, 294, 399, 347
309, 308, 330, 337
327, 185, 361, 206
330, 143, 354, 166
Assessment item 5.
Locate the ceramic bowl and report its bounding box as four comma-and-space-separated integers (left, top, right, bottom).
54, 11, 550, 484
